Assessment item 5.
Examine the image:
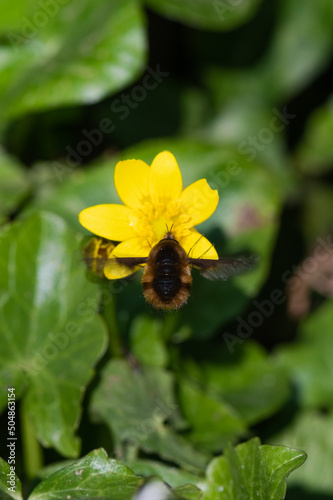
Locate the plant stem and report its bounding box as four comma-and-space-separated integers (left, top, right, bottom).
21, 405, 43, 480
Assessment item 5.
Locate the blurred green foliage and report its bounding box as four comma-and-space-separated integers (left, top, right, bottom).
0, 0, 333, 498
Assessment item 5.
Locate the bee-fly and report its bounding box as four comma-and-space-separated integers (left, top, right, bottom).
141, 233, 192, 310
84, 233, 258, 310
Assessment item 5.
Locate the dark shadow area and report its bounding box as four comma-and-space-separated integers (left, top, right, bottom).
286, 486, 333, 500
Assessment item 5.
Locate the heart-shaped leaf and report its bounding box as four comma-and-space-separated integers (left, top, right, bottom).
202, 437, 306, 500
29, 448, 144, 500
0, 212, 107, 456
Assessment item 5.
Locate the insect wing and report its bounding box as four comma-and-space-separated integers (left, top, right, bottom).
83, 254, 147, 279
188, 255, 259, 281
104, 256, 147, 279
82, 236, 147, 279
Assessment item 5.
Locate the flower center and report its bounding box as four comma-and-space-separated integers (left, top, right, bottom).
130, 199, 193, 246
152, 216, 174, 241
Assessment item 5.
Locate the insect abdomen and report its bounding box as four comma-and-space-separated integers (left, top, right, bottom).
153, 256, 182, 301
142, 241, 192, 310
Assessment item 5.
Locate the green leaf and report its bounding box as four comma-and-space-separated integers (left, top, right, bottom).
296, 94, 333, 175
0, 457, 22, 500
37, 460, 75, 480
178, 378, 246, 452
172, 484, 202, 500
130, 315, 169, 368
0, 150, 29, 224
184, 342, 290, 425
133, 479, 202, 500
124, 459, 201, 488
29, 448, 144, 500
91, 359, 209, 471
277, 300, 333, 409
0, 0, 146, 122
37, 457, 202, 498
202, 437, 306, 500
271, 411, 333, 496
259, 0, 333, 101
0, 212, 107, 456
200, 69, 292, 171
144, 0, 263, 31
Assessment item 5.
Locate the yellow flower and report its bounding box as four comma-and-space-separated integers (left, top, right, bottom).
79, 151, 219, 278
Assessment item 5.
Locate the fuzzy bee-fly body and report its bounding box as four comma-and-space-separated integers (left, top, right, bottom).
141, 233, 192, 310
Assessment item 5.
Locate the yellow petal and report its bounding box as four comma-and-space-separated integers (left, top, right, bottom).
79, 204, 135, 241
149, 151, 183, 207
179, 179, 219, 226
114, 159, 150, 209
111, 237, 151, 258
104, 259, 140, 279
181, 230, 218, 260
